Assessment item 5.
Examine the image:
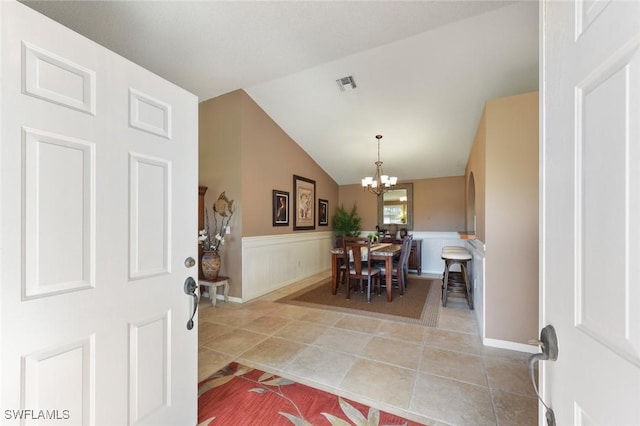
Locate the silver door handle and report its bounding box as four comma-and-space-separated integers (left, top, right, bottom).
184, 277, 198, 330
528, 325, 558, 426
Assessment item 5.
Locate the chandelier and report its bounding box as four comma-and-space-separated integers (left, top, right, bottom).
361, 134, 397, 196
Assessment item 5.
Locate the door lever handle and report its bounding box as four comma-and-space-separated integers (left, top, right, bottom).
184, 277, 198, 330
528, 325, 558, 426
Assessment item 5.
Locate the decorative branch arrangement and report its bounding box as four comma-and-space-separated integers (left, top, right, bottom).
199, 191, 235, 251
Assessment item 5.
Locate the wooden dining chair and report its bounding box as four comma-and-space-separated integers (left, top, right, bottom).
342, 236, 370, 296
334, 236, 349, 290
343, 237, 381, 302
378, 235, 413, 296
399, 235, 413, 291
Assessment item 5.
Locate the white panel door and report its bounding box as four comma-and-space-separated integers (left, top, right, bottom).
541, 0, 640, 424
1, 3, 198, 425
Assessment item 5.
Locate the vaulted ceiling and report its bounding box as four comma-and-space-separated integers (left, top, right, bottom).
22, 0, 539, 185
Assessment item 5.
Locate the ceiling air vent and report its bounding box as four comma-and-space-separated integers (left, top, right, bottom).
336, 75, 357, 92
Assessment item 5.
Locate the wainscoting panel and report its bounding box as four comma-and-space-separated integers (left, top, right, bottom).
240, 231, 478, 303
394, 231, 466, 275
241, 232, 333, 301
467, 238, 486, 343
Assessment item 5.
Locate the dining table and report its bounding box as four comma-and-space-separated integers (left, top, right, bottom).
331, 242, 402, 302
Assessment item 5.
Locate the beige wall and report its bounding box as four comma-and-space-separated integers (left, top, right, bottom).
338, 176, 466, 232
413, 176, 466, 231
337, 185, 378, 230
238, 91, 339, 237
199, 91, 243, 294
466, 109, 487, 242
199, 90, 339, 297
467, 91, 539, 344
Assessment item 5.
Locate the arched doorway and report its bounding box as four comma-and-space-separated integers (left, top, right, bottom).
467, 172, 476, 234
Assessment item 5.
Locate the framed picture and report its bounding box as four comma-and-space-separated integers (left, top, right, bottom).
293, 175, 315, 230
272, 190, 289, 226
318, 199, 329, 226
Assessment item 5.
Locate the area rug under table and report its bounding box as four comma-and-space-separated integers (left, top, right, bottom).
198, 362, 424, 425
276, 277, 440, 327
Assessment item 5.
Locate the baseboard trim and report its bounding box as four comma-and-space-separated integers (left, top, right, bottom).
483, 337, 539, 354
225, 295, 242, 304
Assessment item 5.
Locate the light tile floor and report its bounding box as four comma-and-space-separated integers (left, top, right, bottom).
198, 272, 538, 426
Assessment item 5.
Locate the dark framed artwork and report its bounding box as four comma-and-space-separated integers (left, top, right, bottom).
318, 199, 329, 226
293, 175, 315, 230
272, 190, 289, 226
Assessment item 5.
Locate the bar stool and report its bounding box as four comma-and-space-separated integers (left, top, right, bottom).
441, 246, 466, 285
441, 247, 473, 309
442, 246, 468, 253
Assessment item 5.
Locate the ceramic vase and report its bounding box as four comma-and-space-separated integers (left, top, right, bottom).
201, 250, 221, 280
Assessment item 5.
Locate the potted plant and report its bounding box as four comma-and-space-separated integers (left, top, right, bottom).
331, 204, 362, 248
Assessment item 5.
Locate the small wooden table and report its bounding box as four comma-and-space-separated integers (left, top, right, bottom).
199, 276, 229, 307
331, 243, 402, 302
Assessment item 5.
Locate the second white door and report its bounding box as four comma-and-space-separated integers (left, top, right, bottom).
1, 3, 198, 425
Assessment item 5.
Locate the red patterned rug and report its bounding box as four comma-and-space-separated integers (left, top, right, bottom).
198, 362, 425, 425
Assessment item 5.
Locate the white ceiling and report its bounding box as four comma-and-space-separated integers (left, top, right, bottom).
22, 0, 539, 185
